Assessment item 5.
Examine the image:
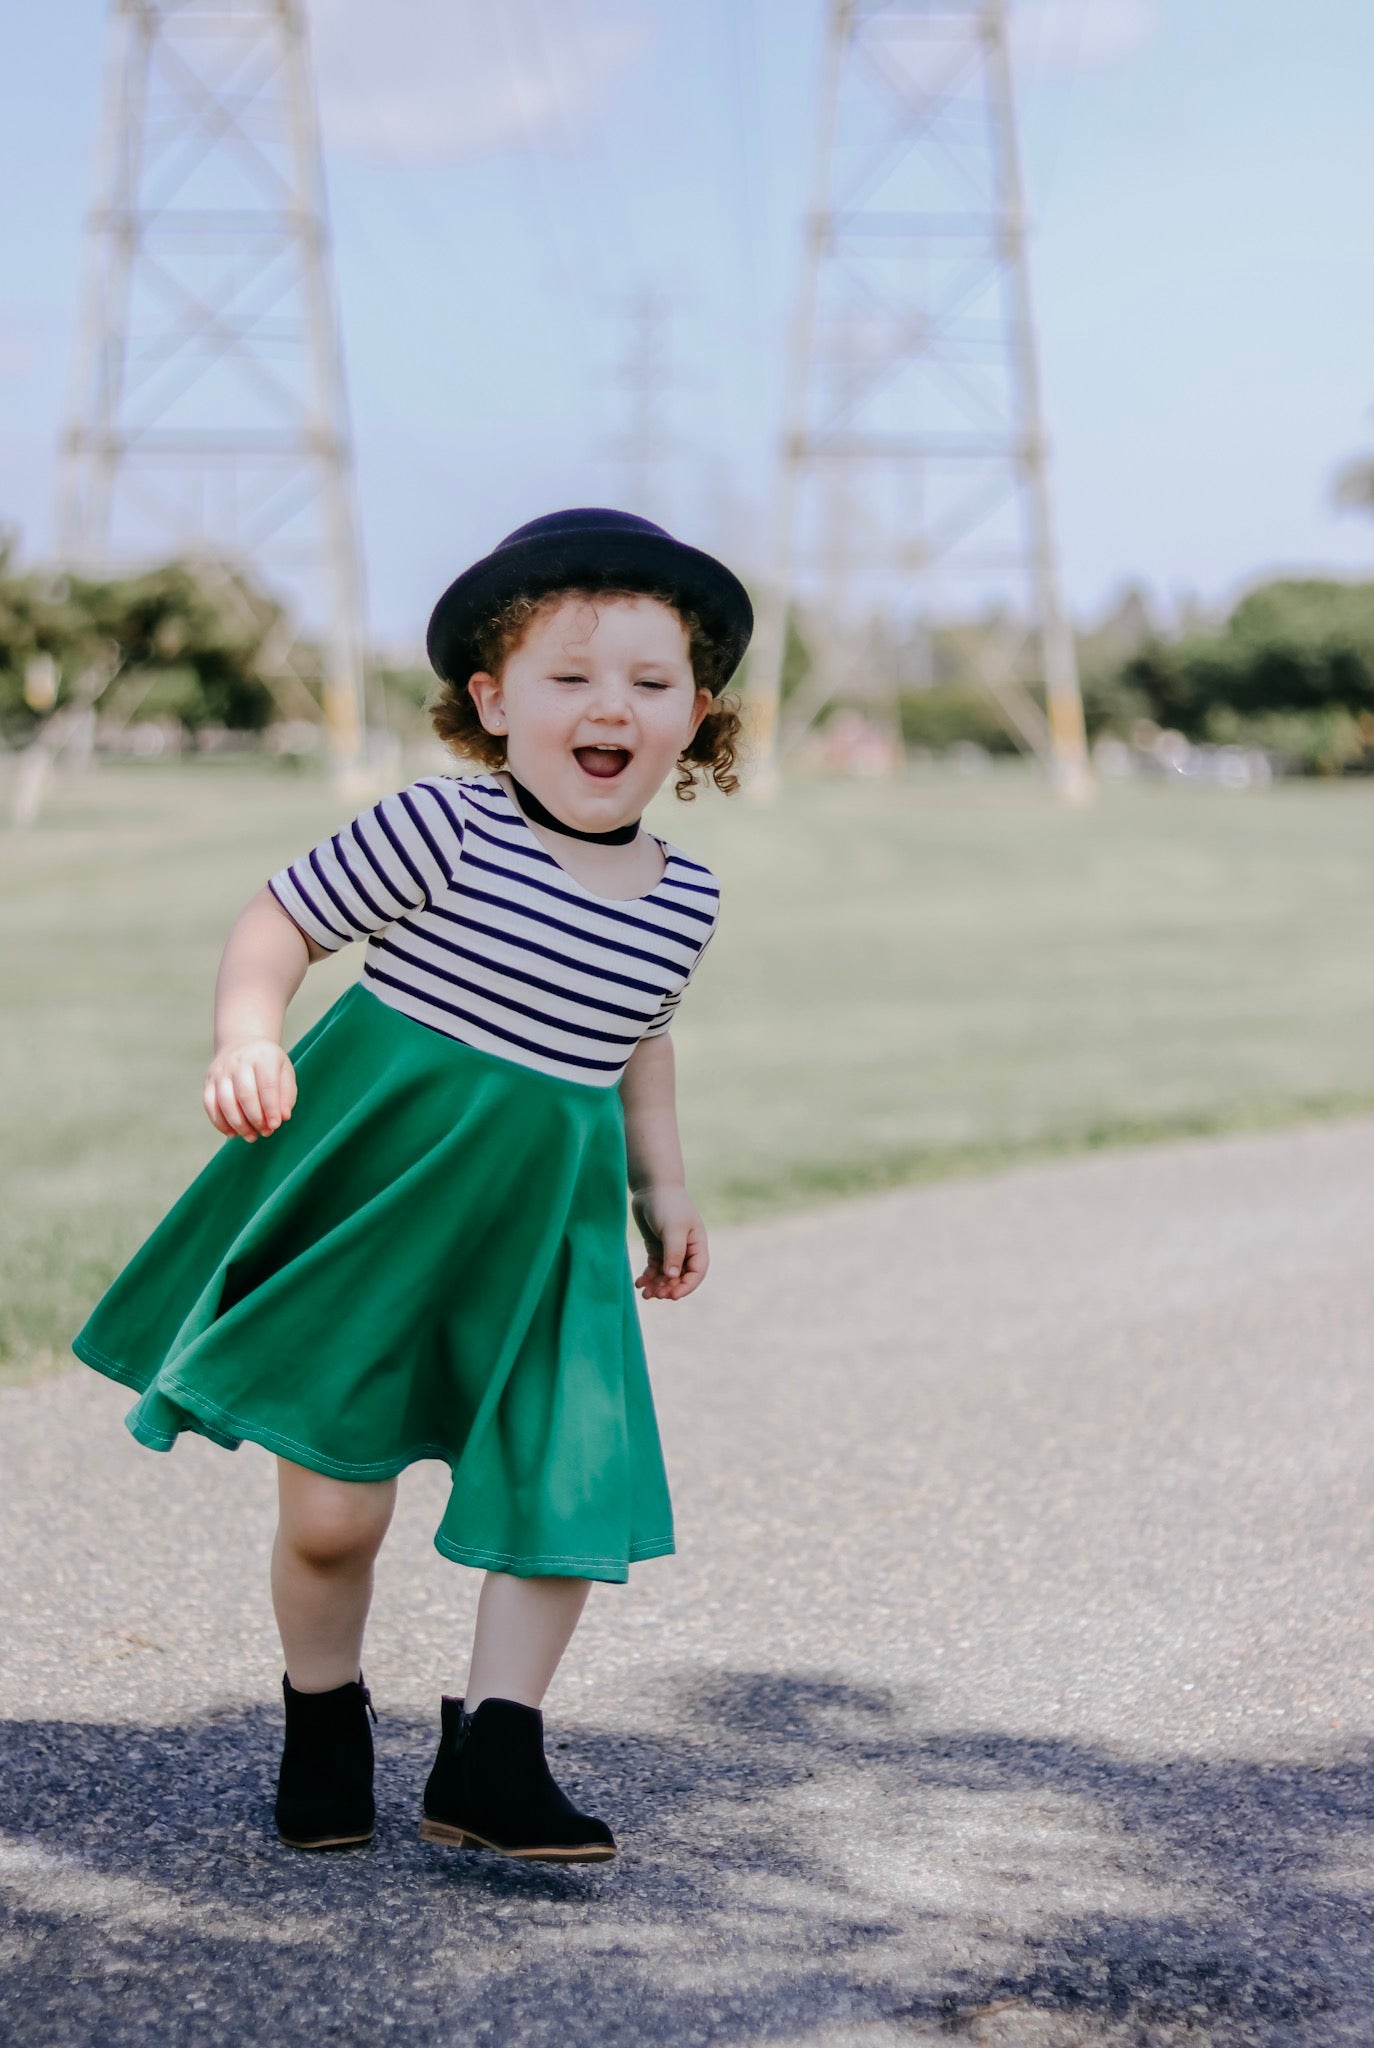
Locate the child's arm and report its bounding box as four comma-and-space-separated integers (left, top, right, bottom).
207, 778, 457, 1142
203, 887, 325, 1143
619, 1032, 709, 1302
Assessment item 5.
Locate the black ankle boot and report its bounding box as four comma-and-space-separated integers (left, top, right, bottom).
420, 1695, 616, 1862
275, 1672, 377, 1849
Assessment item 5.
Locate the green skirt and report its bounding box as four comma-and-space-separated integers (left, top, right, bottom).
71, 979, 675, 1584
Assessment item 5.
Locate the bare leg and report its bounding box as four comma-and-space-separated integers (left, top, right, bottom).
463, 1571, 593, 1712
271, 1458, 397, 1693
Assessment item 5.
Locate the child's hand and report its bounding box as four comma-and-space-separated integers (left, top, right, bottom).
630, 1185, 708, 1301
204, 1038, 297, 1142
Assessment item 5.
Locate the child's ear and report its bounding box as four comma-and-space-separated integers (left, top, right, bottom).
466, 671, 505, 733
684, 685, 715, 746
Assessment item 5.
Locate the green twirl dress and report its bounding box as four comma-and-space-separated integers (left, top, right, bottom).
71, 768, 722, 1584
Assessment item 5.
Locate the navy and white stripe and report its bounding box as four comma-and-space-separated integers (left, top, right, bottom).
267, 770, 722, 1087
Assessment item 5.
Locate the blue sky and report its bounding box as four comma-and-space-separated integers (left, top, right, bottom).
3, 0, 1373, 652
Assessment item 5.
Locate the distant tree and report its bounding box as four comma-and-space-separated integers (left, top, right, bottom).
1114, 577, 1374, 774
1330, 452, 1374, 519
0, 546, 312, 747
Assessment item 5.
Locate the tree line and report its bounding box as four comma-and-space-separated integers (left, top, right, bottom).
3, 532, 1373, 775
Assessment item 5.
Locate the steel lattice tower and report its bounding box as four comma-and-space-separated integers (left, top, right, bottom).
744, 0, 1092, 801
58, 0, 371, 773
605, 286, 675, 522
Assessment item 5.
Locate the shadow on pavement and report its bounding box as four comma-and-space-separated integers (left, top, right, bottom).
0, 1670, 1368, 2046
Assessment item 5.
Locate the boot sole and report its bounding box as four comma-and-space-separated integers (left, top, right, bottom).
418, 1816, 615, 1862
278, 1827, 375, 1850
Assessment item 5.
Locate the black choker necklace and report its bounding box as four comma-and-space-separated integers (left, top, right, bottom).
506, 770, 642, 845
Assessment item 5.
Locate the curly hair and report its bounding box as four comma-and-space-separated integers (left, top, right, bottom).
428, 581, 743, 800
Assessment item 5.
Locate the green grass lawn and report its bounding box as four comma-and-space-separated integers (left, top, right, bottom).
5, 752, 1374, 1381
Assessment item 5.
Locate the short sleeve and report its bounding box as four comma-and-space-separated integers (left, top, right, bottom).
642, 922, 718, 1038
267, 777, 464, 953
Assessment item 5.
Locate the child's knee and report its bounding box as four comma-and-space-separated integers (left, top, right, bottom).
277, 1466, 394, 1570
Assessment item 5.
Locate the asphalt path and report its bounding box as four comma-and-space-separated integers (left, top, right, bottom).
2, 1117, 1371, 2047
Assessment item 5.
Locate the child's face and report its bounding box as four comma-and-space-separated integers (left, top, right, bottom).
467, 593, 715, 823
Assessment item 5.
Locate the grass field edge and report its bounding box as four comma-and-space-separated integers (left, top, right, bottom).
703, 1085, 1374, 1228
9, 1084, 1374, 1390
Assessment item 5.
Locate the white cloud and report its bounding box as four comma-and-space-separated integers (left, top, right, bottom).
1011, 0, 1160, 75
311, 0, 655, 164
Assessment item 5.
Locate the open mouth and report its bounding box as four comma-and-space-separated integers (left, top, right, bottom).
573, 745, 633, 781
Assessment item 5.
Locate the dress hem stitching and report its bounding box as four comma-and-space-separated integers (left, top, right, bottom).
71, 1333, 673, 1576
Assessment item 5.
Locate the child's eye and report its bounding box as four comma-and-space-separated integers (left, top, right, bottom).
637, 680, 670, 690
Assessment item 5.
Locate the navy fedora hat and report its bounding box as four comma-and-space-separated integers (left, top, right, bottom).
425, 508, 753, 696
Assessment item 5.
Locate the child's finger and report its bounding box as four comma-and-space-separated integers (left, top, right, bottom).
203, 1088, 234, 1138
235, 1064, 267, 1133
659, 1232, 688, 1281
213, 1072, 250, 1134
663, 1231, 709, 1299
274, 1052, 296, 1118
252, 1060, 283, 1129
215, 1072, 257, 1141
637, 1265, 669, 1301
666, 1231, 704, 1282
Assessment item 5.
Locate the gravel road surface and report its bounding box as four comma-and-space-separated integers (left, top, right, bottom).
2, 1118, 1371, 2047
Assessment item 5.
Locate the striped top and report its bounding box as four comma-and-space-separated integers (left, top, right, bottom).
266, 770, 722, 1088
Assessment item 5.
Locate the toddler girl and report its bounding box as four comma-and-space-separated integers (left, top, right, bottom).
72, 507, 752, 1861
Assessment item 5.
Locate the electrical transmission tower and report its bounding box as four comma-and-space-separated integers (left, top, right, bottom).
744, 0, 1092, 801
58, 0, 371, 775
603, 286, 676, 524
